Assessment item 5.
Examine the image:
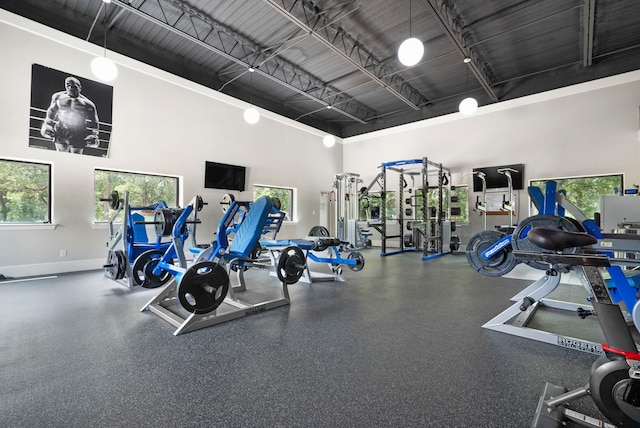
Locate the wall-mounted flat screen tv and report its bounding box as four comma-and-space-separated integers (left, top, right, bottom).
472, 163, 524, 192
204, 161, 246, 192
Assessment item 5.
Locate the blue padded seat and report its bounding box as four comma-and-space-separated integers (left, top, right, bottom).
130, 212, 149, 243
223, 196, 273, 261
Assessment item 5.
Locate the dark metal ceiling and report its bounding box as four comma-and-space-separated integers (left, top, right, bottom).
3, 0, 640, 138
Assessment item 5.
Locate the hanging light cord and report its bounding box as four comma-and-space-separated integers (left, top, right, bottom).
464, 57, 472, 96
249, 68, 254, 106
85, 2, 105, 42
409, 0, 412, 38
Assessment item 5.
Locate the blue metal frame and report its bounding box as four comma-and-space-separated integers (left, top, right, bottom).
262, 238, 361, 269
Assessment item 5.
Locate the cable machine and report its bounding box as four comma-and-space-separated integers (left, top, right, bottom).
334, 172, 367, 247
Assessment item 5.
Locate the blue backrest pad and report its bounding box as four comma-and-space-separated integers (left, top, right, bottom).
130, 212, 149, 243
228, 196, 272, 256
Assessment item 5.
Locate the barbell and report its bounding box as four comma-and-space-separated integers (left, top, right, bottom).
135, 206, 202, 237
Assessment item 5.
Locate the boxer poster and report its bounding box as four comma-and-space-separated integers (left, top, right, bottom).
28, 64, 113, 157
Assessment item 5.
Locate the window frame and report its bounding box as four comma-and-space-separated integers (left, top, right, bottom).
0, 157, 52, 225
528, 173, 624, 219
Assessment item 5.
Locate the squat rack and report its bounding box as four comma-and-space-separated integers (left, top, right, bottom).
361, 157, 451, 259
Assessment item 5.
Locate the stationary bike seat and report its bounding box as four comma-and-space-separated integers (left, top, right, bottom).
527, 227, 597, 252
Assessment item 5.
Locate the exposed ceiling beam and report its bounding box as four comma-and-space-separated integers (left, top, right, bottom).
264, 0, 429, 111
582, 0, 595, 67
422, 0, 498, 102
111, 0, 375, 124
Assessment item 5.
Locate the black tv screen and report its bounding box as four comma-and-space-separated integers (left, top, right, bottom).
472, 164, 524, 192
204, 161, 246, 191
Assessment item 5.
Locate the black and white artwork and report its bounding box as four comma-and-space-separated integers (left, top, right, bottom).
29, 64, 113, 157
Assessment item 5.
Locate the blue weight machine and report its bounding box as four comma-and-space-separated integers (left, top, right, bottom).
472, 181, 640, 353
260, 231, 365, 283
141, 196, 296, 335
103, 190, 193, 288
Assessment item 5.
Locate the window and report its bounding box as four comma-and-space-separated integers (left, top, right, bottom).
359, 191, 395, 220
0, 159, 51, 223
254, 185, 295, 221
94, 169, 179, 222
529, 174, 622, 220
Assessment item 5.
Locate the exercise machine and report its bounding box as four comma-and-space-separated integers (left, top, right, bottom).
473, 171, 488, 230
261, 225, 365, 283
330, 172, 370, 249
129, 195, 207, 289
497, 167, 518, 228
141, 196, 301, 335
523, 227, 640, 428
471, 180, 640, 353
102, 190, 197, 288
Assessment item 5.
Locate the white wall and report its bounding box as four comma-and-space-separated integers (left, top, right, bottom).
0, 11, 343, 277
2, 9, 640, 277
343, 71, 640, 247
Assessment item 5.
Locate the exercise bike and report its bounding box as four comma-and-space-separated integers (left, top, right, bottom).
519, 227, 640, 427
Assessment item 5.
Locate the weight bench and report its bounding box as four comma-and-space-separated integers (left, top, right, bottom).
141, 196, 302, 335
261, 235, 365, 283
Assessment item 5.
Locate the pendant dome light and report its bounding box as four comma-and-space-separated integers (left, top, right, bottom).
89, 0, 118, 82
91, 56, 118, 82
244, 67, 260, 124
458, 57, 478, 115
323, 134, 336, 148
244, 107, 260, 124
398, 0, 424, 67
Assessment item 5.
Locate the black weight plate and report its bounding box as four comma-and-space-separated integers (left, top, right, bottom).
449, 235, 460, 252
466, 230, 517, 277
271, 197, 281, 211
154, 208, 169, 237
114, 250, 127, 280
308, 226, 330, 237
104, 250, 119, 279
220, 193, 235, 213
132, 250, 173, 288
110, 190, 120, 210
277, 246, 306, 284
347, 251, 365, 271
178, 261, 229, 314
511, 214, 581, 270
195, 195, 205, 212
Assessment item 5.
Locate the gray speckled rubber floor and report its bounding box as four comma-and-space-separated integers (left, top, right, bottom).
0, 250, 610, 427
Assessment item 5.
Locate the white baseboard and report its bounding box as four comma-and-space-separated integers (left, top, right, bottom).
0, 258, 105, 279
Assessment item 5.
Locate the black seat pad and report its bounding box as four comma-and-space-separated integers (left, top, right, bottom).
527, 227, 597, 251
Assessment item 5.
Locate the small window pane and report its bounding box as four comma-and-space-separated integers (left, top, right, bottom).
0, 159, 51, 223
